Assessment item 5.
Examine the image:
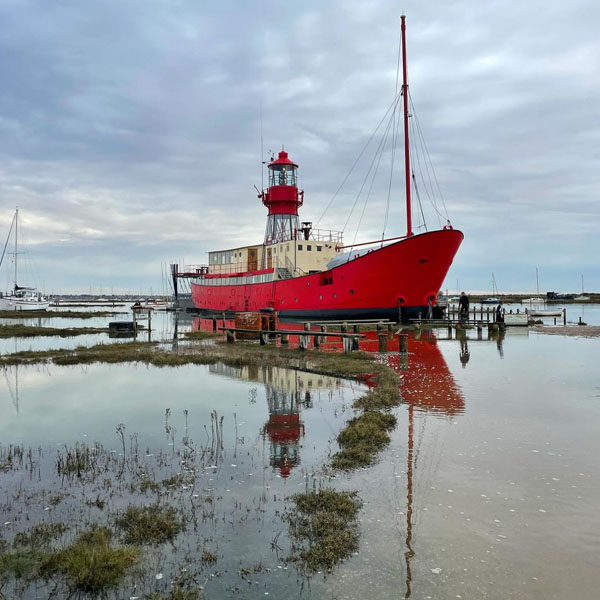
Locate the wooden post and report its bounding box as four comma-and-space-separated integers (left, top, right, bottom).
378, 333, 388, 352
352, 335, 360, 352
563, 309, 567, 326
399, 333, 408, 353
226, 330, 235, 344
212, 316, 217, 332
281, 333, 289, 345
447, 324, 452, 339
341, 322, 348, 334
148, 310, 152, 342
353, 324, 359, 334
314, 332, 320, 348
477, 325, 483, 340
480, 305, 483, 320
299, 334, 308, 351
259, 331, 266, 345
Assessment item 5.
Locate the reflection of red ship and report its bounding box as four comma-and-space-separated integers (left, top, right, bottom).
391, 329, 465, 598
205, 361, 342, 478
262, 388, 308, 478
391, 329, 465, 417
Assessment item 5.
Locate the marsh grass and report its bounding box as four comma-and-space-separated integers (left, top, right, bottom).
56, 443, 99, 478
146, 587, 204, 600
13, 523, 69, 548
115, 504, 184, 545
332, 412, 397, 470
39, 526, 139, 593
0, 324, 108, 338
285, 489, 362, 572
0, 310, 121, 319
183, 330, 219, 340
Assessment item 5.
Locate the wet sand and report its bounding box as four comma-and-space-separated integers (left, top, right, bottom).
531, 325, 600, 338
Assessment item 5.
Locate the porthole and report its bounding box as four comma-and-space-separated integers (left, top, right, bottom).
350, 289, 354, 295
333, 293, 337, 298
319, 294, 323, 300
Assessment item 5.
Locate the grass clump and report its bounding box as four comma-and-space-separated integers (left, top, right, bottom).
0, 548, 50, 580
147, 587, 204, 600
39, 526, 139, 593
13, 523, 69, 548
286, 489, 362, 573
183, 330, 218, 340
0, 324, 108, 338
115, 504, 184, 545
56, 443, 97, 477
332, 411, 397, 470
201, 550, 217, 565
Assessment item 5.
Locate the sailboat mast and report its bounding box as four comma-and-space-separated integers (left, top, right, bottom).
401, 15, 413, 238
14, 208, 18, 288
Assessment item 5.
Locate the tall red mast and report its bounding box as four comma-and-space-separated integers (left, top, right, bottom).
401, 15, 413, 238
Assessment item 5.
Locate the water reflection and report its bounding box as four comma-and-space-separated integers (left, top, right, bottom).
208, 363, 346, 477
385, 331, 465, 598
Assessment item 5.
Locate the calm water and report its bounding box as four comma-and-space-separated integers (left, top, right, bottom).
1, 321, 599, 598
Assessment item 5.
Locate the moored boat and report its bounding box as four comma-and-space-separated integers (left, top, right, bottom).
528, 309, 563, 317
190, 17, 464, 321
0, 209, 50, 311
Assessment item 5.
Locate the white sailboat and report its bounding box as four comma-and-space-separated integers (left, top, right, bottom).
0, 209, 50, 311
574, 275, 589, 301
522, 268, 546, 304
481, 272, 500, 304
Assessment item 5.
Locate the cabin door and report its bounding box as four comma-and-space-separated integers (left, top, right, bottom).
248, 248, 258, 271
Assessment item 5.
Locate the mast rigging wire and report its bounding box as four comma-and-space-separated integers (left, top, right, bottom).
314, 94, 402, 229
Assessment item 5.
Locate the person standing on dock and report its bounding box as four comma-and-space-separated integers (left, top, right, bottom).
459, 292, 469, 322
495, 302, 505, 324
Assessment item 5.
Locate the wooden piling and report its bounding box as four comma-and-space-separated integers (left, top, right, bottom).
299, 334, 308, 351
280, 333, 289, 345
226, 330, 235, 344
399, 333, 408, 353
378, 332, 388, 352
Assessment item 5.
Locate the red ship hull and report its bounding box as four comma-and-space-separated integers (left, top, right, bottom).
191, 229, 463, 321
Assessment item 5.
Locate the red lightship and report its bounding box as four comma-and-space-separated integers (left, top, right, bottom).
190, 17, 463, 321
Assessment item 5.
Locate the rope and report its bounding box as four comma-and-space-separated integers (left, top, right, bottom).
382, 33, 404, 243
0, 212, 16, 270
409, 92, 449, 223
345, 95, 400, 254
314, 94, 401, 229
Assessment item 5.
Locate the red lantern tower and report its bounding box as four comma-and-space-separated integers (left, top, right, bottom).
261, 150, 304, 245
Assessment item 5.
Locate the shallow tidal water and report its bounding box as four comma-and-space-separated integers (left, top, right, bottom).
1, 323, 599, 599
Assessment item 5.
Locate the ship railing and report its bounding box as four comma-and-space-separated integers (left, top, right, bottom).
306, 229, 343, 243
282, 255, 306, 278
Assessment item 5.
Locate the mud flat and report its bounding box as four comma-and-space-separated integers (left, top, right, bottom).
531, 325, 600, 338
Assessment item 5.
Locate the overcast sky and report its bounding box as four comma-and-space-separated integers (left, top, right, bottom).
0, 0, 598, 295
